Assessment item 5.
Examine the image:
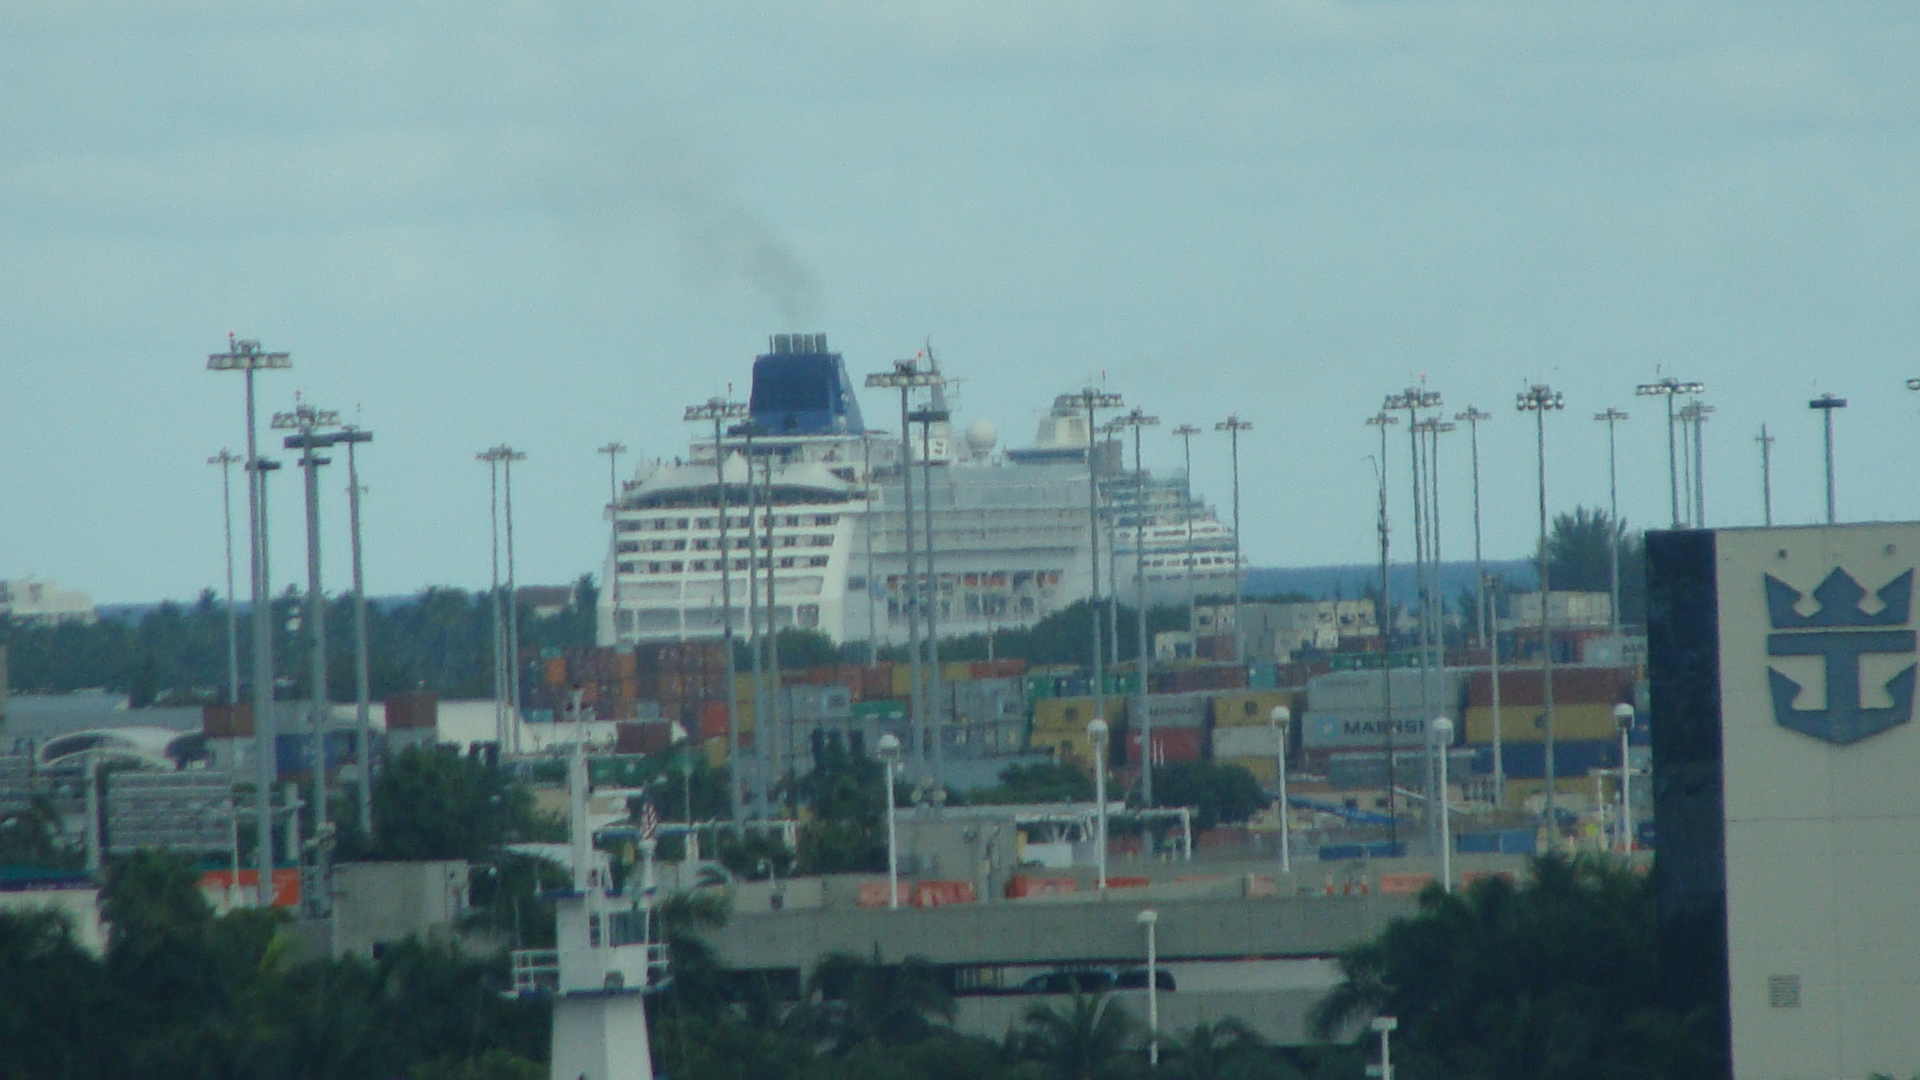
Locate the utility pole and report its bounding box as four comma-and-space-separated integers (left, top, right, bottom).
478, 448, 508, 754
207, 335, 290, 907
1365, 411, 1399, 846
339, 427, 375, 834
1113, 407, 1160, 804
1076, 388, 1125, 752
1593, 408, 1629, 633
1455, 406, 1500, 806
911, 378, 951, 793
209, 449, 245, 712
1757, 424, 1776, 526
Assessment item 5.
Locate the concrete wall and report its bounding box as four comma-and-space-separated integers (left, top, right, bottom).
329, 860, 469, 960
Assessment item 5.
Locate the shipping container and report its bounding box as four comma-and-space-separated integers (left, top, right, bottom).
697, 700, 731, 741
851, 699, 908, 722
1212, 725, 1282, 760
1221, 754, 1277, 784
1463, 702, 1635, 744
1474, 738, 1621, 780
1126, 727, 1205, 765
384, 692, 439, 731
972, 658, 1028, 680
1306, 669, 1465, 715
1211, 690, 1295, 728
614, 721, 674, 755
1302, 711, 1434, 751
1126, 692, 1211, 730
202, 703, 253, 738
1463, 666, 1635, 709
1032, 697, 1123, 732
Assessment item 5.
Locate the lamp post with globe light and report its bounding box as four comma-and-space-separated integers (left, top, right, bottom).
1430, 717, 1454, 892
1367, 1016, 1398, 1080
1615, 703, 1637, 854
1138, 908, 1161, 1066
1088, 716, 1110, 890
1270, 706, 1291, 874
877, 733, 903, 909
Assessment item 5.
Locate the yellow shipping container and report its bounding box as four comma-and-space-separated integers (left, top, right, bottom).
1211, 690, 1295, 727
703, 736, 730, 769
1029, 728, 1101, 767
891, 665, 913, 698
943, 660, 976, 683
1464, 702, 1623, 744
1032, 697, 1123, 732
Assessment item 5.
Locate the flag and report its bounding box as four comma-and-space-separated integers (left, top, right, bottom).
640, 797, 659, 842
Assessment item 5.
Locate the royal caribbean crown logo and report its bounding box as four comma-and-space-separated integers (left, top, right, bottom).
1766, 568, 1918, 745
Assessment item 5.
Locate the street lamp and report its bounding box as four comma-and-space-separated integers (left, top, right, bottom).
877, 732, 903, 909
206, 334, 290, 906
1363, 410, 1400, 842
1634, 377, 1705, 528
1592, 408, 1629, 633
1430, 716, 1454, 892
1678, 400, 1715, 527
1270, 706, 1291, 874
1137, 908, 1161, 1066
599, 442, 628, 647
1614, 702, 1636, 854
1810, 393, 1847, 524
1516, 384, 1565, 828
1368, 1016, 1399, 1080
1087, 716, 1110, 890
477, 445, 529, 759
1385, 388, 1440, 691
683, 398, 748, 822
1214, 414, 1253, 664
867, 363, 944, 782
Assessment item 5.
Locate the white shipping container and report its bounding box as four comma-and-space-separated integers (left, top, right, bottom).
1303, 710, 1433, 750
1126, 692, 1210, 730
1212, 724, 1282, 759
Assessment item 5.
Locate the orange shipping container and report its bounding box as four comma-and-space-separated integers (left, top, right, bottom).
698, 700, 730, 741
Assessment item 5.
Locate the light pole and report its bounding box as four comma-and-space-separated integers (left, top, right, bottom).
209, 449, 244, 712
337, 427, 374, 834
478, 445, 528, 757
1385, 388, 1440, 723
1113, 407, 1160, 805
1137, 908, 1161, 1066
1614, 702, 1636, 854
478, 447, 508, 754
1593, 408, 1629, 632
1411, 417, 1453, 667
1368, 1016, 1398, 1080
877, 732, 902, 909
910, 389, 952, 792
1214, 414, 1253, 664
1634, 377, 1705, 528
1757, 424, 1776, 526
1810, 393, 1847, 524
1088, 716, 1110, 890
501, 445, 526, 757
1070, 389, 1124, 750
599, 442, 628, 647
274, 399, 342, 920
1269, 706, 1291, 874
207, 335, 290, 906
1516, 384, 1565, 828
1430, 716, 1453, 892
1364, 411, 1399, 845
1455, 407, 1501, 805
1172, 424, 1202, 653
684, 400, 748, 823
867, 363, 943, 782
1680, 401, 1715, 527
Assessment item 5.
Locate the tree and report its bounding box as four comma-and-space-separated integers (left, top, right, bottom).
364, 746, 558, 862
1156, 1019, 1302, 1080
962, 762, 1095, 805
1010, 990, 1142, 1080
1312, 853, 1720, 1080
803, 951, 955, 1053
1149, 762, 1267, 831
791, 742, 891, 875
1538, 506, 1646, 626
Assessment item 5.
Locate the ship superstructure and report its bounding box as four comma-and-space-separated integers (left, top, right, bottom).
598, 335, 1239, 648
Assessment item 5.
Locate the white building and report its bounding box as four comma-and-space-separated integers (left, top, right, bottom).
0, 579, 94, 625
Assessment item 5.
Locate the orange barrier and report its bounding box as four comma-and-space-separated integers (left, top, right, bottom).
199, 869, 301, 908
911, 880, 978, 908
1005, 875, 1077, 899
1106, 875, 1151, 890
1379, 872, 1434, 895
1459, 869, 1518, 888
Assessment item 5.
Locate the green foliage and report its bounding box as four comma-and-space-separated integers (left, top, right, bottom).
361, 746, 559, 862
790, 742, 892, 875
963, 761, 1096, 805
0, 793, 81, 870
804, 951, 955, 1053
717, 829, 799, 880
1149, 762, 1267, 831
1312, 853, 1721, 1080
1538, 506, 1646, 625
1009, 990, 1143, 1080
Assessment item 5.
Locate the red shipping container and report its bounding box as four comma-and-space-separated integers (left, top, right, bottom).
1127, 727, 1206, 765
697, 700, 730, 740
615, 721, 673, 755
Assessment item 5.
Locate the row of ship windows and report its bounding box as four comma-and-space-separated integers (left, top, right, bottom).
617, 556, 832, 575
618, 514, 838, 533
619, 535, 833, 554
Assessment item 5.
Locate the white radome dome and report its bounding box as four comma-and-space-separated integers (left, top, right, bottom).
965, 419, 998, 456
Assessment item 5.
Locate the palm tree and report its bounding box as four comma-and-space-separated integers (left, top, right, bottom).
1312, 853, 1720, 1080
1010, 989, 1140, 1080
1155, 1019, 1301, 1080
804, 950, 955, 1053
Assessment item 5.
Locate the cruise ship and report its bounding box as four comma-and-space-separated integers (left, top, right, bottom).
598, 335, 1240, 647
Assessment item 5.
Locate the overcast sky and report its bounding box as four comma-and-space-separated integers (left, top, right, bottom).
4, 2, 1919, 604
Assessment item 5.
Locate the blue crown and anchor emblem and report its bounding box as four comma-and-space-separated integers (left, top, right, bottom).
1766, 568, 1917, 745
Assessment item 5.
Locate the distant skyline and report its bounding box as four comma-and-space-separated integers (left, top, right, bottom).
5, 4, 1919, 604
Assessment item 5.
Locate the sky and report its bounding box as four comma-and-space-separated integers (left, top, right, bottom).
4, 2, 1920, 605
